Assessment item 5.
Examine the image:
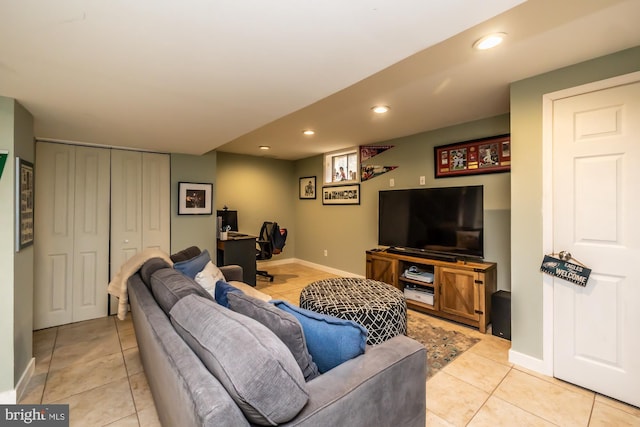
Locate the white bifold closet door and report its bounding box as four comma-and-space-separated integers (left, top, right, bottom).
109, 149, 170, 314
34, 143, 110, 329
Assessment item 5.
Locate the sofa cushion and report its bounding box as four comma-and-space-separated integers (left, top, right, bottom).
214, 280, 243, 307
194, 261, 226, 296
139, 257, 172, 289
229, 281, 272, 302
173, 249, 211, 279
170, 245, 201, 263
150, 268, 213, 315
272, 300, 367, 373
170, 294, 309, 426
228, 293, 320, 381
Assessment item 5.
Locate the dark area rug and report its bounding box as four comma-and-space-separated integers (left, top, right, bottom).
406, 312, 480, 379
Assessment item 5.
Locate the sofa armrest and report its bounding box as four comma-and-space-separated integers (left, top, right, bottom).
220, 264, 243, 282
283, 335, 426, 427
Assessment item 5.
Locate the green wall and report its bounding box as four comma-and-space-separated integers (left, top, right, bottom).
216, 153, 296, 258
170, 152, 218, 257
0, 97, 34, 400
293, 115, 511, 283
217, 114, 512, 288
510, 46, 640, 360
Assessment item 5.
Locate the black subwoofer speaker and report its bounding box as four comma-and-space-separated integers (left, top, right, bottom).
491, 290, 511, 340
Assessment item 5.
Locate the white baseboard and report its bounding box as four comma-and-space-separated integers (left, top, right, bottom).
256, 257, 296, 268
257, 257, 363, 278
0, 357, 34, 404
509, 349, 553, 376
0, 388, 17, 404
15, 357, 35, 403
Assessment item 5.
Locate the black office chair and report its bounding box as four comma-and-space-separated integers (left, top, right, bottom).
256, 221, 287, 281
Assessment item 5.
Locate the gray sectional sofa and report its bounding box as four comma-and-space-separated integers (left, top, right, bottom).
127, 258, 427, 426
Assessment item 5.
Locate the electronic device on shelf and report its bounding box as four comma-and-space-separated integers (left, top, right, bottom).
378, 185, 484, 260
402, 266, 434, 283
403, 286, 434, 305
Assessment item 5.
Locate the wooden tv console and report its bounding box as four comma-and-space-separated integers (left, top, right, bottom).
365, 249, 497, 333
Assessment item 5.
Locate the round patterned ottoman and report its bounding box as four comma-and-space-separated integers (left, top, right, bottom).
300, 278, 407, 345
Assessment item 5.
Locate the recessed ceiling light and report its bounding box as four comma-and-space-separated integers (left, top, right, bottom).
259, 145, 270, 150
473, 32, 506, 50
303, 130, 315, 136
372, 105, 390, 114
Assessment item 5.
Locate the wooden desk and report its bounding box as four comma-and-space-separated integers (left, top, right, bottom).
217, 235, 257, 286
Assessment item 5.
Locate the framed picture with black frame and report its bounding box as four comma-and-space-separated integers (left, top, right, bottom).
16, 157, 34, 251
322, 184, 360, 205
178, 182, 213, 215
434, 134, 510, 178
299, 176, 316, 199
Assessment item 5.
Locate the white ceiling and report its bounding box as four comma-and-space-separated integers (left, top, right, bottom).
1, 0, 639, 160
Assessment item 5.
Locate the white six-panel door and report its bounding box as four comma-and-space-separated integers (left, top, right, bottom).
552, 79, 640, 407
110, 150, 170, 314
34, 143, 110, 329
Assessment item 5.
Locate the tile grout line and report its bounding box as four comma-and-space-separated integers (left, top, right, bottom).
464, 365, 513, 426
39, 327, 59, 404
42, 319, 129, 406
594, 395, 640, 415
586, 393, 596, 427
485, 366, 566, 426
116, 317, 141, 427
496, 368, 592, 426
463, 344, 514, 368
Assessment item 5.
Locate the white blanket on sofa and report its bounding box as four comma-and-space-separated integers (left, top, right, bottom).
107, 248, 174, 320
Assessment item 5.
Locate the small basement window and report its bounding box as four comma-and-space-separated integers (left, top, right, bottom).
324, 148, 359, 184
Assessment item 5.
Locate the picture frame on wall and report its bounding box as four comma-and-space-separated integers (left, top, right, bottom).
434, 134, 511, 178
178, 182, 213, 215
299, 176, 316, 199
16, 157, 34, 251
322, 184, 360, 205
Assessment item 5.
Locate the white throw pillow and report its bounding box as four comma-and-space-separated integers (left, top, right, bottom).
194, 261, 226, 296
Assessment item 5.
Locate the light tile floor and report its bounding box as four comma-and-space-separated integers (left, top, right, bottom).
21, 263, 640, 426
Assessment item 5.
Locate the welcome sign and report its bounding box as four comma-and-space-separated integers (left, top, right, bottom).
540, 255, 591, 287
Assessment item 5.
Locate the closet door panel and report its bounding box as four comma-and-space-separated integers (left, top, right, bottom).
34, 143, 76, 329
110, 150, 143, 281
72, 146, 110, 322
141, 152, 170, 252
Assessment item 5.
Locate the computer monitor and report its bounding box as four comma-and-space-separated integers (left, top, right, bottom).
217, 210, 238, 231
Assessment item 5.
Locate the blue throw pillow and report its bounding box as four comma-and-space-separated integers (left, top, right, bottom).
173, 249, 211, 279
215, 280, 243, 307
271, 300, 367, 373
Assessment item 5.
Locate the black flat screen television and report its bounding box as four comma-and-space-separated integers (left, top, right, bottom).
378, 185, 484, 259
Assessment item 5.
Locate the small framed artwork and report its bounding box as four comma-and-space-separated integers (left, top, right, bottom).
434, 134, 510, 178
299, 176, 316, 199
322, 184, 360, 205
178, 182, 213, 215
16, 157, 34, 251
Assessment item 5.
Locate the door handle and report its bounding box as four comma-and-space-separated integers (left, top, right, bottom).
559, 251, 572, 261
